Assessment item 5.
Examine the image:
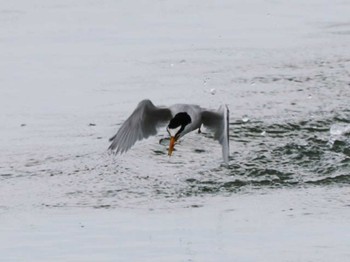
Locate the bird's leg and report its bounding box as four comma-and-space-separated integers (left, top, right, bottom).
198, 125, 202, 134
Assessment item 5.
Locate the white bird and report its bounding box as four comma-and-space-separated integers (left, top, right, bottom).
108, 99, 230, 164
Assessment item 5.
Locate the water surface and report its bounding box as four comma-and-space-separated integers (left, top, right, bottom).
1, 0, 350, 261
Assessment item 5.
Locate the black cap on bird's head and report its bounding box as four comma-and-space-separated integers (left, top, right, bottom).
167, 112, 192, 156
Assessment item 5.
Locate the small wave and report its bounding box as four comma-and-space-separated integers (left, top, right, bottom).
330, 123, 350, 136
306, 174, 350, 186
4, 112, 350, 209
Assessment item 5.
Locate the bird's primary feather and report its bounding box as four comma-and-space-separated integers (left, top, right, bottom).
201, 105, 230, 164
108, 100, 172, 154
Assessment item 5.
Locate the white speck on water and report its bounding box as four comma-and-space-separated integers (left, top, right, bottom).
328, 123, 350, 147
210, 88, 216, 95
242, 115, 250, 123
330, 124, 350, 136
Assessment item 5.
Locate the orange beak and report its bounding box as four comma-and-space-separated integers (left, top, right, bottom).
168, 136, 176, 156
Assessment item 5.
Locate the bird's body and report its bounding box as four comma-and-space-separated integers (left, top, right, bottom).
168, 104, 202, 136
109, 99, 230, 164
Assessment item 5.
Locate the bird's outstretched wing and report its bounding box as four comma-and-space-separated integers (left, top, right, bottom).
109, 100, 172, 154
201, 105, 230, 164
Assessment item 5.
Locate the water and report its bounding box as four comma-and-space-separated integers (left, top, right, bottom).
1, 0, 350, 261
2, 109, 349, 210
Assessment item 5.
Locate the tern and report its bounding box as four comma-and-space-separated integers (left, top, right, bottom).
108, 99, 230, 164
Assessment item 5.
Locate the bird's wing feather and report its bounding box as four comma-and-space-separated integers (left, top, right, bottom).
201, 105, 230, 164
109, 100, 172, 154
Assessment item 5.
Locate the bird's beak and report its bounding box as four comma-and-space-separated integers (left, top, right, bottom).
168, 136, 176, 156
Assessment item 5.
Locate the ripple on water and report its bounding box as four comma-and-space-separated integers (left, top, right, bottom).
3, 111, 349, 209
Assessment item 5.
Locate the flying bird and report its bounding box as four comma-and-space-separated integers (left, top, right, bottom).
108, 99, 230, 164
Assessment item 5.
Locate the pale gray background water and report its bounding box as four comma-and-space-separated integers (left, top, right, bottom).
1, 0, 350, 261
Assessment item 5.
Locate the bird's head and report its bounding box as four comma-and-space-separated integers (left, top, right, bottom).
167, 112, 191, 156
